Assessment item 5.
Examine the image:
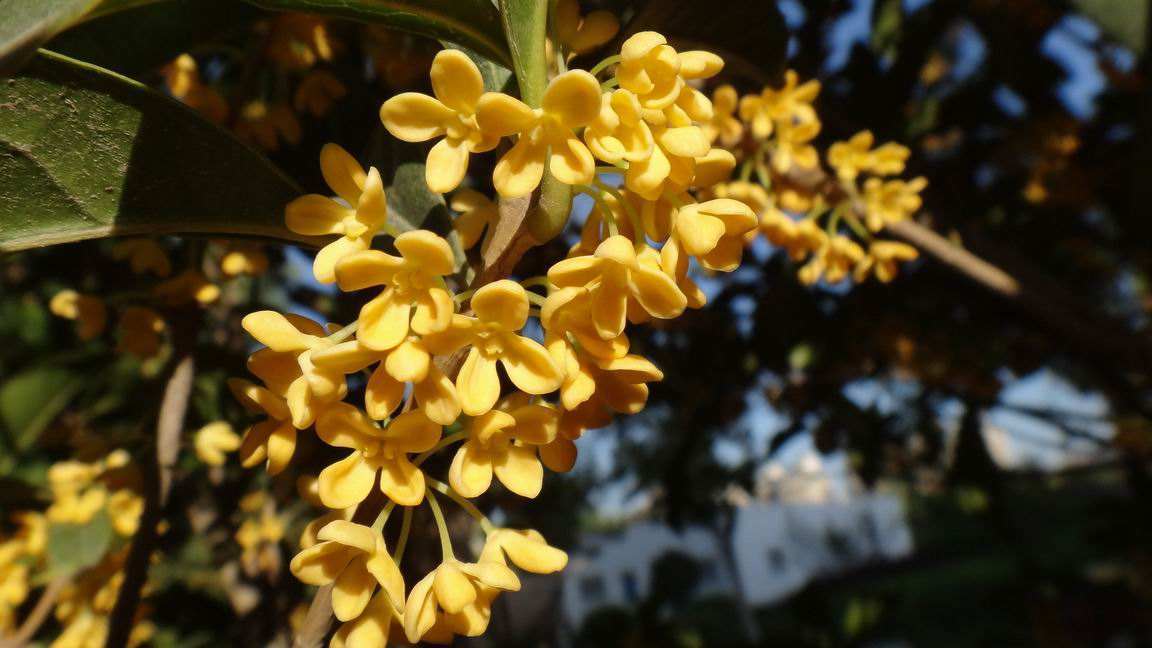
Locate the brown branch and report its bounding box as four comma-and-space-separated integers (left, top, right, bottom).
104, 354, 196, 648
292, 584, 334, 648
0, 576, 68, 648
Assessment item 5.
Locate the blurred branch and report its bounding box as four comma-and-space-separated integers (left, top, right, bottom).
105, 353, 196, 648
292, 585, 334, 648
0, 576, 68, 648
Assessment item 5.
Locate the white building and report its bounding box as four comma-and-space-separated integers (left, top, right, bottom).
560, 451, 914, 628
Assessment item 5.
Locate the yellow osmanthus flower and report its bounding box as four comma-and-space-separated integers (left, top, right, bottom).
116, 307, 166, 359
615, 32, 723, 111
423, 280, 562, 416
229, 378, 295, 474
153, 269, 220, 306
554, 0, 619, 56
861, 177, 928, 231
334, 229, 456, 350
236, 504, 286, 578
161, 54, 227, 125
107, 490, 144, 537
658, 237, 708, 310
50, 290, 107, 341
110, 239, 172, 277
476, 69, 602, 197
403, 557, 520, 643
235, 101, 302, 151
0, 541, 29, 632
480, 528, 568, 575
312, 336, 460, 425
241, 311, 349, 429
738, 69, 821, 140
584, 89, 656, 168
380, 50, 500, 193
265, 14, 337, 71
450, 188, 500, 252
449, 396, 559, 498
548, 333, 664, 414
291, 520, 405, 622
702, 84, 744, 148
674, 198, 758, 271
799, 235, 866, 285
220, 244, 270, 277
854, 240, 919, 283
294, 69, 348, 117
547, 235, 687, 340
286, 143, 389, 284
770, 117, 821, 173
315, 403, 441, 508
194, 421, 241, 466
828, 131, 911, 181
540, 286, 631, 362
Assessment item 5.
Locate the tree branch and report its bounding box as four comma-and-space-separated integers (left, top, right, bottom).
104, 354, 195, 648
0, 576, 68, 648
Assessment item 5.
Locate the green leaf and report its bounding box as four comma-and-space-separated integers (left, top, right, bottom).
46, 508, 115, 577
1073, 0, 1148, 54
243, 0, 511, 68
0, 0, 94, 75
48, 0, 259, 77
0, 51, 313, 253
619, 0, 788, 83
497, 0, 547, 106
0, 365, 84, 453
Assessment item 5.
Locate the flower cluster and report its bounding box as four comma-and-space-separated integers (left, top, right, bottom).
229, 20, 929, 645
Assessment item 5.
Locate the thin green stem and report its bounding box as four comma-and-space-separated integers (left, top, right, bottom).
454, 289, 476, 305
843, 211, 874, 242
738, 159, 755, 183
392, 506, 413, 562
588, 54, 622, 77
428, 478, 496, 534
526, 292, 548, 307
596, 164, 627, 174
371, 501, 396, 533
600, 78, 620, 91
326, 321, 359, 344
576, 186, 619, 237
520, 276, 550, 289
595, 180, 645, 243
425, 490, 455, 560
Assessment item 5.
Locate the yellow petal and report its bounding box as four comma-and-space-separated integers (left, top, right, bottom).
319, 452, 377, 509
426, 137, 470, 194
493, 136, 546, 198
316, 402, 379, 449
333, 590, 396, 647
498, 530, 569, 573
320, 143, 367, 205
547, 255, 602, 288
458, 560, 520, 591
659, 126, 710, 158
540, 437, 577, 473
630, 264, 687, 319
356, 167, 389, 230
412, 287, 455, 336
335, 249, 403, 291
290, 541, 355, 585
433, 562, 477, 615
449, 442, 494, 498
265, 422, 297, 475
403, 572, 437, 644
457, 349, 500, 416
693, 148, 735, 187
396, 230, 456, 275
285, 195, 347, 236
430, 49, 484, 114
365, 364, 405, 419
625, 143, 671, 199
470, 280, 528, 330
378, 456, 425, 506
310, 340, 379, 374
548, 134, 595, 186
589, 284, 628, 340
365, 549, 406, 614
598, 354, 664, 382
414, 366, 461, 425
476, 92, 537, 137
385, 338, 431, 383
501, 335, 562, 395
675, 206, 726, 256
331, 555, 376, 621
314, 235, 370, 284
386, 410, 442, 453
380, 93, 453, 141
494, 445, 543, 498
678, 51, 724, 79
507, 404, 558, 444
242, 311, 314, 352
621, 31, 666, 62
541, 70, 601, 128
358, 291, 411, 351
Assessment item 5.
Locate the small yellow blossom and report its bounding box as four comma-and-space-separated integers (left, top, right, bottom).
153, 269, 220, 306
476, 69, 602, 196
702, 85, 744, 148
854, 240, 919, 283
554, 0, 619, 56
194, 421, 241, 466
479, 528, 568, 574
220, 244, 269, 277
403, 558, 520, 643
674, 198, 758, 271
265, 14, 337, 71
584, 89, 656, 167
334, 229, 456, 350
423, 280, 562, 416
161, 54, 227, 124
449, 395, 558, 498
236, 505, 286, 578
770, 117, 820, 172
110, 239, 172, 277
738, 70, 821, 140
381, 50, 501, 193
799, 235, 866, 285
861, 176, 927, 231
50, 290, 107, 341
315, 403, 441, 508
230, 377, 296, 475
615, 32, 723, 111
235, 101, 302, 151
828, 131, 911, 181
547, 236, 686, 340
116, 307, 166, 358
285, 143, 389, 284
291, 520, 405, 622
294, 69, 348, 117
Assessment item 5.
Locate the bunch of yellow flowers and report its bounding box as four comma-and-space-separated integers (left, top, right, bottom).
231, 21, 929, 644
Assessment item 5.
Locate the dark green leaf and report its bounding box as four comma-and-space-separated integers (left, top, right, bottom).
46, 508, 115, 577
242, 0, 512, 68
0, 365, 84, 453
618, 0, 788, 83
497, 0, 547, 105
47, 0, 260, 78
0, 51, 314, 253
0, 0, 92, 75
1072, 0, 1148, 54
